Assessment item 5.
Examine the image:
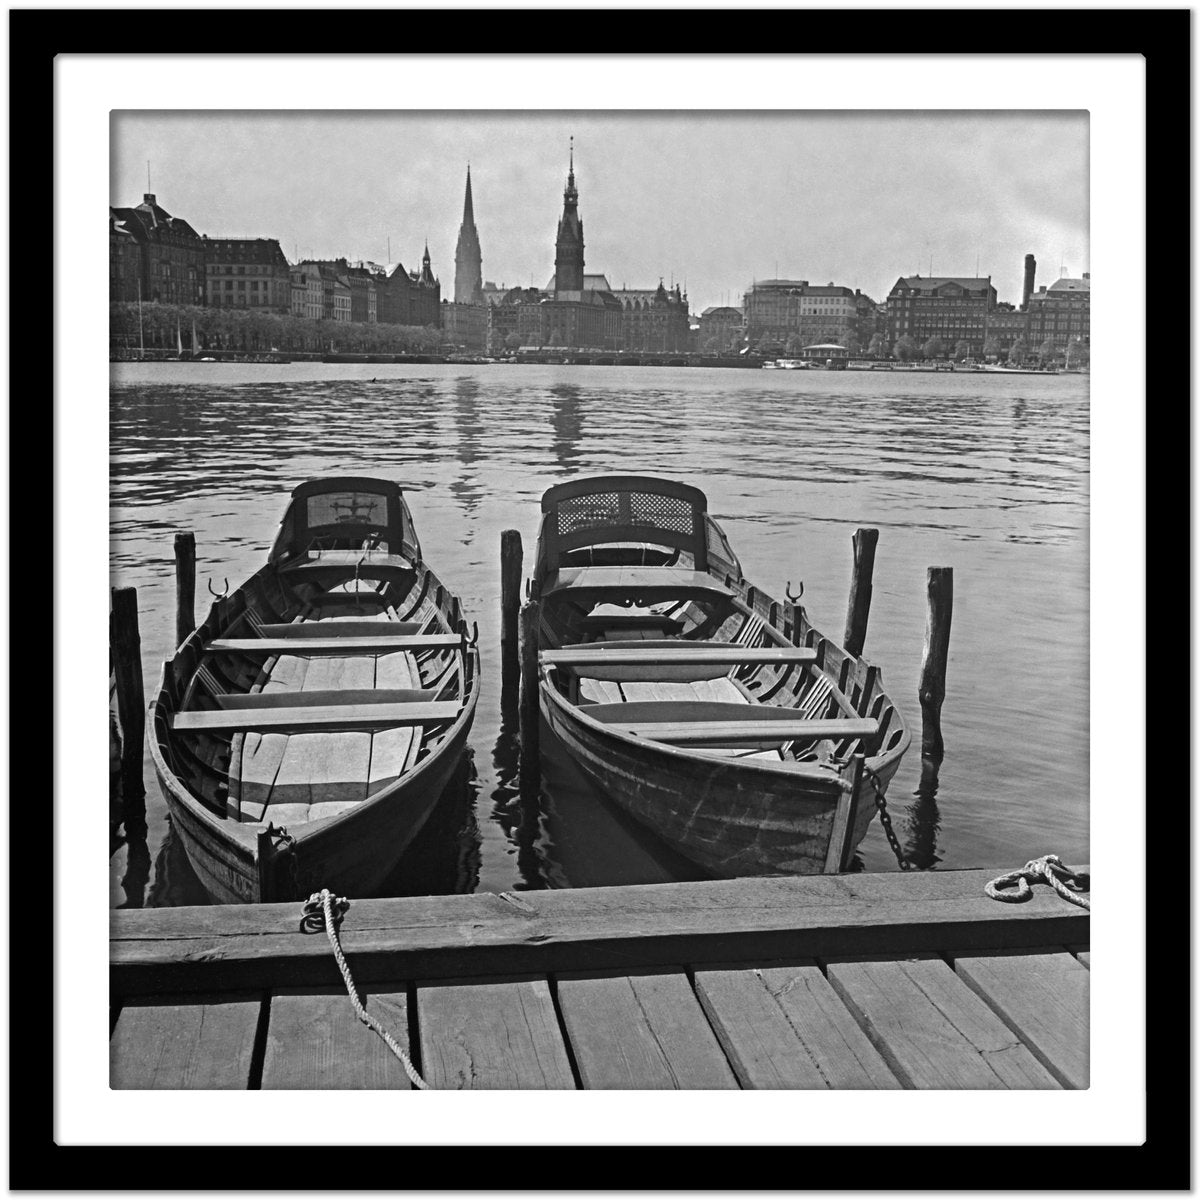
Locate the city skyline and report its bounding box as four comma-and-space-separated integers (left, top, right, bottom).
112, 110, 1088, 315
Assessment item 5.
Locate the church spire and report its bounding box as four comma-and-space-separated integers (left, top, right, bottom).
554, 138, 584, 294
454, 164, 483, 304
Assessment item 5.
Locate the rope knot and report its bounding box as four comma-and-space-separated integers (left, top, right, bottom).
300, 888, 349, 933
985, 854, 1090, 909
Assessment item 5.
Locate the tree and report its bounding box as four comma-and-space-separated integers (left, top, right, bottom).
893, 335, 919, 362
1007, 336, 1028, 365
1038, 338, 1059, 367
953, 339, 971, 361
867, 332, 886, 358
784, 333, 804, 357
504, 332, 522, 352
922, 336, 946, 360
983, 336, 1001, 362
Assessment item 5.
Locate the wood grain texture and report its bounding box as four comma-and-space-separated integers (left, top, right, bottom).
111, 867, 1090, 997
110, 992, 263, 1089
826, 955, 1061, 1089
261, 985, 415, 1089
949, 949, 1089, 1088
556, 970, 738, 1089
417, 977, 575, 1089
695, 962, 900, 1089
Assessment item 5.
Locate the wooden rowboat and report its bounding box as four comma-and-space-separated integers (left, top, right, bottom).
529, 475, 911, 877
149, 477, 480, 902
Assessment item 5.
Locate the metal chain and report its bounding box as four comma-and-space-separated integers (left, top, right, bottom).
301, 889, 429, 1089
862, 765, 910, 871
985, 855, 1090, 909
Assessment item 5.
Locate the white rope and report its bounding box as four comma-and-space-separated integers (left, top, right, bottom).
304, 889, 429, 1089
985, 855, 1090, 910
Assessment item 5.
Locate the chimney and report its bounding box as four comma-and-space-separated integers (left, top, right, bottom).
1021, 254, 1036, 311
144, 193, 157, 206
1083, 272, 1090, 280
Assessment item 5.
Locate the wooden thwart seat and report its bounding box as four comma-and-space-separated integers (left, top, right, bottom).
251, 621, 421, 639
213, 688, 438, 710
205, 633, 461, 656
542, 566, 734, 601
543, 644, 816, 668
172, 700, 461, 734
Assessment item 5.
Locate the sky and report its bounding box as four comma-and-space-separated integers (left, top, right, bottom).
112, 110, 1088, 315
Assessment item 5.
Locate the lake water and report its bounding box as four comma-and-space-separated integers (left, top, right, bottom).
109, 362, 1089, 907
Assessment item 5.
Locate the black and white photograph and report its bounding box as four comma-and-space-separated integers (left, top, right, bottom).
33, 29, 1169, 1168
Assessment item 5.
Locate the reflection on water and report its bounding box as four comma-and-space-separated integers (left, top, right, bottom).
110, 363, 1089, 905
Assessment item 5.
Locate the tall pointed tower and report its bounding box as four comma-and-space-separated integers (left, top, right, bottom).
554, 138, 585, 294
454, 166, 483, 304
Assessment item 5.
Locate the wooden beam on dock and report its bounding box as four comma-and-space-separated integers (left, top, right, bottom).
110, 586, 145, 795
110, 866, 1089, 999
919, 566, 954, 761
500, 529, 523, 697
174, 531, 196, 650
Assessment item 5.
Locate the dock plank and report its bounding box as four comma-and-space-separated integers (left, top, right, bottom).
949, 949, 1089, 1089
261, 985, 415, 1089
695, 961, 901, 1089
110, 993, 263, 1089
417, 977, 576, 1090
110, 868, 1090, 997
825, 956, 1061, 1089
556, 970, 738, 1089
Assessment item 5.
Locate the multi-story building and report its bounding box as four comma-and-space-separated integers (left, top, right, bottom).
697, 306, 745, 354
290, 264, 324, 320
485, 286, 544, 352
1025, 274, 1090, 357
885, 275, 998, 356
376, 246, 441, 327
744, 280, 876, 353
610, 283, 690, 353
203, 237, 291, 313
442, 300, 488, 353
109, 193, 206, 306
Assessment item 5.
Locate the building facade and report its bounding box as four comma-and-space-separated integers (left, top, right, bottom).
697, 306, 745, 354
290, 265, 324, 320
1025, 275, 1090, 357
885, 275, 998, 356
109, 193, 206, 306
454, 167, 483, 304
376, 246, 441, 327
744, 280, 876, 353
203, 237, 291, 313
610, 283, 690, 352
442, 300, 488, 353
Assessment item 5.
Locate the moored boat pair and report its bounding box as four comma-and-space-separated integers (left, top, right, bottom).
150, 475, 910, 902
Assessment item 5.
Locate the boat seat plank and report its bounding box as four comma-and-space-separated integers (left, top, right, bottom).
261, 985, 415, 1089
110, 993, 263, 1089
215, 688, 438, 710
693, 962, 902, 1089
417, 977, 576, 1090
555, 970, 739, 1090
172, 701, 461, 734
206, 634, 461, 655
544, 645, 814, 668
948, 949, 1089, 1089
825, 955, 1062, 1089
578, 678, 624, 705
267, 731, 372, 811
253, 620, 421, 639
544, 566, 734, 600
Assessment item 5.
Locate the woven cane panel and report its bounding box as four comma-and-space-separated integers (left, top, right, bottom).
629, 492, 692, 533
557, 492, 622, 535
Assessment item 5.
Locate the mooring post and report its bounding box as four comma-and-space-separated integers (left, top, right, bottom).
500, 529, 523, 697
111, 586, 146, 794
843, 527, 878, 658
174, 531, 196, 649
518, 599, 541, 791
918, 566, 953, 762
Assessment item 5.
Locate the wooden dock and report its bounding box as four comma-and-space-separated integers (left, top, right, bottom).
110, 866, 1088, 1090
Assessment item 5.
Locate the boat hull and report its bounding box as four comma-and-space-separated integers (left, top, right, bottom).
542, 687, 900, 877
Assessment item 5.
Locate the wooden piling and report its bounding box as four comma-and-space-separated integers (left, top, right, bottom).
843, 527, 878, 658
111, 586, 146, 794
918, 567, 953, 762
519, 600, 541, 791
500, 530, 523, 694
174, 531, 196, 649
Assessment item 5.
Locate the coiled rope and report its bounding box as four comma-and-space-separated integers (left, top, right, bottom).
301, 889, 429, 1089
985, 855, 1090, 910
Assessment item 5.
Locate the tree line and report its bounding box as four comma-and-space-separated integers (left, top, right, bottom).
110, 302, 445, 355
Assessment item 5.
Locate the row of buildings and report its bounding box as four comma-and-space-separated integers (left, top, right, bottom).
110, 161, 1089, 360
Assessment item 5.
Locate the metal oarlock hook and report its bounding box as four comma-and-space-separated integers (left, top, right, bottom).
470, 621, 480, 647
785, 580, 804, 603
207, 576, 230, 599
